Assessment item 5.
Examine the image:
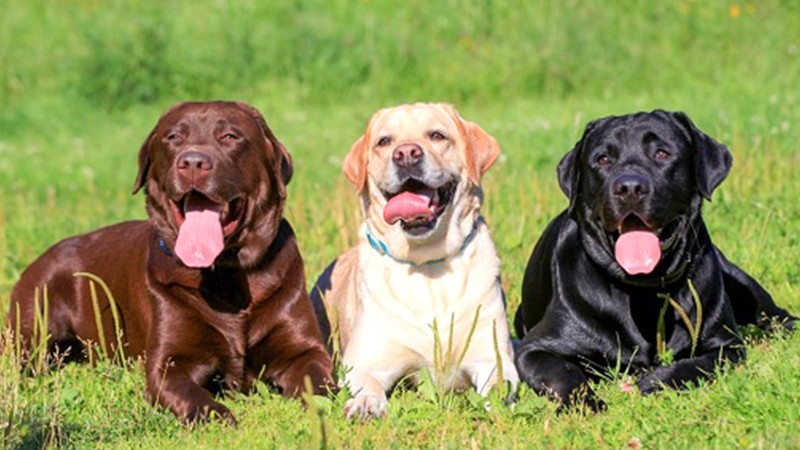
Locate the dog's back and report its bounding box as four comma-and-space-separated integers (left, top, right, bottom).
9, 220, 152, 363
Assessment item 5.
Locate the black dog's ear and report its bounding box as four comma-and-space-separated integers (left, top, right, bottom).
556, 145, 579, 201
558, 118, 606, 206
671, 111, 732, 200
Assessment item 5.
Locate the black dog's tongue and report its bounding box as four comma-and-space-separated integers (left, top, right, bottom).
175, 196, 224, 268
615, 230, 661, 275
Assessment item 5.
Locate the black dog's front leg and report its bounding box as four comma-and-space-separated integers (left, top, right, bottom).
516, 349, 606, 412
637, 345, 744, 394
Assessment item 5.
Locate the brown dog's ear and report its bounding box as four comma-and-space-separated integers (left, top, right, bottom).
133, 102, 188, 195
669, 111, 732, 201
132, 128, 156, 195
237, 102, 293, 199
276, 141, 293, 187
271, 139, 293, 199
343, 135, 369, 194
462, 119, 500, 185
442, 104, 500, 185
264, 135, 293, 199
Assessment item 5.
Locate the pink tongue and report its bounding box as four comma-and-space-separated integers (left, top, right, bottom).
383, 190, 435, 225
614, 231, 661, 275
175, 198, 224, 268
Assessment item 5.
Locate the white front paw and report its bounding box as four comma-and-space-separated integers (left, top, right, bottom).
344, 392, 388, 420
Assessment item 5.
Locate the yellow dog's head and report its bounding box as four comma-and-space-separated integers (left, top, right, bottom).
344, 103, 500, 263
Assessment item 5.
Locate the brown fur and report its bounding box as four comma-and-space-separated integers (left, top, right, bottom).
8, 101, 333, 424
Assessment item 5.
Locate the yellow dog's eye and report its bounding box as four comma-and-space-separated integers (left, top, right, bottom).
376, 136, 392, 147
429, 131, 447, 141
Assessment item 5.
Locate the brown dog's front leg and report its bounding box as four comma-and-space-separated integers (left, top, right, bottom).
146, 358, 236, 426
273, 353, 336, 397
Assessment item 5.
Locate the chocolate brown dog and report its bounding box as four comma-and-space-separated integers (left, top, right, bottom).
8, 101, 333, 424
514, 110, 795, 410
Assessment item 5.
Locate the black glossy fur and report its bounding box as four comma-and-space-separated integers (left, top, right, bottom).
514, 110, 795, 410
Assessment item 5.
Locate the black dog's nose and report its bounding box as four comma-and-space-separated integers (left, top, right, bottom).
392, 144, 424, 168
613, 174, 651, 203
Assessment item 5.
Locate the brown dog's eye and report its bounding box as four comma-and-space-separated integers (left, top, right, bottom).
655, 149, 670, 160
165, 132, 181, 141
376, 136, 391, 147
220, 133, 239, 141
595, 154, 611, 166
429, 131, 447, 141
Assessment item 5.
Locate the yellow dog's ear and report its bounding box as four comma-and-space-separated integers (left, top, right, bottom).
442, 104, 500, 185
343, 110, 385, 194
343, 134, 369, 194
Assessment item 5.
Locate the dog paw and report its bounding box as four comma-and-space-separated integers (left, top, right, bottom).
553, 395, 607, 414
636, 367, 670, 395
636, 371, 665, 395
344, 393, 388, 420
183, 401, 237, 427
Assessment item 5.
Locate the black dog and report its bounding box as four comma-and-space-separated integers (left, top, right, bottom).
514, 110, 794, 410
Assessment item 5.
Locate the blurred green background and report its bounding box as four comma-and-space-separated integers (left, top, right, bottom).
2, 0, 798, 287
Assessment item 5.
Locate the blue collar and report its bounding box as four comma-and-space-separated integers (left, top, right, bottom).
365, 218, 481, 266
158, 239, 173, 257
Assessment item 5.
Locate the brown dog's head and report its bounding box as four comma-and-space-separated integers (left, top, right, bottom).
343, 103, 500, 263
133, 101, 293, 269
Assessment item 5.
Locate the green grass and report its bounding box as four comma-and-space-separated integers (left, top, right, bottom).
2, 0, 800, 448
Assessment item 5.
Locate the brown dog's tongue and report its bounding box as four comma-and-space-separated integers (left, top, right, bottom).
175, 197, 224, 268
614, 230, 661, 275
383, 190, 435, 225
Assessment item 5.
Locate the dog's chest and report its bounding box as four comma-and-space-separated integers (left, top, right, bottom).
359, 241, 499, 341
177, 269, 284, 363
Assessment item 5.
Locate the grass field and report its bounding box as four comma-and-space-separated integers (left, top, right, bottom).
2, 0, 800, 448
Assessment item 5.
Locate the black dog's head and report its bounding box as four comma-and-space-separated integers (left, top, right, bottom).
558, 110, 732, 281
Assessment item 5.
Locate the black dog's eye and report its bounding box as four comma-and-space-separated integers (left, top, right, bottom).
595, 154, 611, 166
376, 136, 392, 147
655, 149, 670, 160
429, 130, 447, 141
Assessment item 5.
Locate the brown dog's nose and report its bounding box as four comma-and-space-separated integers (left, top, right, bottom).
392, 144, 424, 168
613, 174, 651, 204
176, 151, 213, 183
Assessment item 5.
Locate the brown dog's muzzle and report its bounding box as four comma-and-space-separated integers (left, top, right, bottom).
176, 150, 215, 190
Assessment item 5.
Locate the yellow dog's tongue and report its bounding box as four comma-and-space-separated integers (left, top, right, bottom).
175, 197, 224, 268
383, 190, 435, 225
614, 230, 661, 275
